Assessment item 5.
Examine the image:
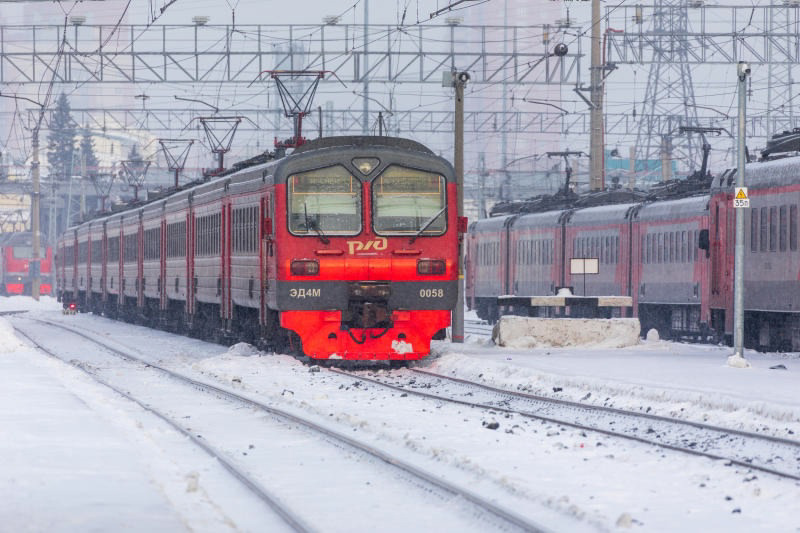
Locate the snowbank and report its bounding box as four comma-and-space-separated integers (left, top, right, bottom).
492, 316, 640, 349
0, 317, 24, 353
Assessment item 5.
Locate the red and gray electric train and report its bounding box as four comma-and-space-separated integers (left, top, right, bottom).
468, 146, 800, 352
56, 136, 461, 361
0, 232, 52, 296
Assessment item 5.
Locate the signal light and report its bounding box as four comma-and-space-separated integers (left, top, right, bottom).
417, 259, 446, 275
290, 259, 319, 276
69, 303, 77, 310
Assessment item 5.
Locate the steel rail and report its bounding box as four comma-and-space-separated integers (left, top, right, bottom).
21, 316, 552, 533
330, 367, 800, 482
13, 324, 314, 533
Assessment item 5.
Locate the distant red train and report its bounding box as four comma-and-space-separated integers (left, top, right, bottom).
56, 136, 461, 361
467, 141, 800, 352
0, 232, 53, 296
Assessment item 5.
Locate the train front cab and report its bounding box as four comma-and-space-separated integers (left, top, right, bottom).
0, 234, 53, 296
272, 142, 459, 361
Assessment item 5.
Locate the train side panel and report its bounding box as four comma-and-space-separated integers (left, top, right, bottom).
507, 210, 564, 303
632, 196, 711, 339
465, 215, 514, 322
563, 203, 637, 306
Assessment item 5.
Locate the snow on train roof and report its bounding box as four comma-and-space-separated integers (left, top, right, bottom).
715, 155, 800, 191
470, 214, 514, 232
512, 209, 565, 229
635, 195, 710, 221
567, 202, 639, 225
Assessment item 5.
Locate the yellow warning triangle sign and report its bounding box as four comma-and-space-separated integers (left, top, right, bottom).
735, 189, 747, 199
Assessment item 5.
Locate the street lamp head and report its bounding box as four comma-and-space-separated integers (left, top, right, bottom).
737, 61, 751, 80
553, 43, 568, 57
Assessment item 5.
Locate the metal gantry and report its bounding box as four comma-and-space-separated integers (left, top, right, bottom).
0, 23, 581, 86
605, 4, 800, 65
16, 106, 800, 139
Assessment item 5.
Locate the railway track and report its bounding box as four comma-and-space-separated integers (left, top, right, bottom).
15, 316, 554, 533
464, 319, 494, 337
332, 367, 800, 482
13, 323, 312, 533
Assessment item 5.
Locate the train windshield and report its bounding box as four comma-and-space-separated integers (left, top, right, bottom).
372, 166, 446, 236
288, 165, 362, 236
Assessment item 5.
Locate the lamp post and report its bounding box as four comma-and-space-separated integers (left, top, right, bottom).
729, 61, 751, 368
443, 70, 470, 343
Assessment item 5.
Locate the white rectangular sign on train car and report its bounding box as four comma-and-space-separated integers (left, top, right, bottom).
570, 258, 599, 275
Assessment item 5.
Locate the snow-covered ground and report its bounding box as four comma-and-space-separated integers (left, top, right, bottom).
2, 297, 799, 532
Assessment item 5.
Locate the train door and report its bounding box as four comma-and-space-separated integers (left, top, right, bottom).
160, 219, 167, 311
709, 194, 733, 336
260, 192, 275, 324
186, 209, 195, 318
137, 216, 144, 309
221, 199, 232, 322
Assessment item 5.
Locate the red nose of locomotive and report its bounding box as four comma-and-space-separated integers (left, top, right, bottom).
280, 250, 455, 360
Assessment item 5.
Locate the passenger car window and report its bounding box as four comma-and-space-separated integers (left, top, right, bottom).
372, 166, 446, 236
288, 165, 361, 236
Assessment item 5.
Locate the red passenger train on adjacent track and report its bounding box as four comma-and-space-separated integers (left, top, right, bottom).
0, 232, 52, 296
56, 136, 461, 361
467, 135, 800, 352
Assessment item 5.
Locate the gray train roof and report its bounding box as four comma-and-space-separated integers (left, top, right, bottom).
470, 214, 514, 233
293, 136, 434, 155
634, 195, 709, 222
64, 137, 446, 233
511, 209, 565, 230
713, 156, 800, 191
567, 202, 639, 226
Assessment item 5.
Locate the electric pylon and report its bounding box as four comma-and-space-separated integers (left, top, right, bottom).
634, 0, 701, 185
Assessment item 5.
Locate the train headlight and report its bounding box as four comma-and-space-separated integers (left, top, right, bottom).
349, 283, 391, 300
417, 259, 446, 275
290, 259, 320, 276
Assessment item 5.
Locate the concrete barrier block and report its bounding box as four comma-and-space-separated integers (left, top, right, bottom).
492, 316, 641, 349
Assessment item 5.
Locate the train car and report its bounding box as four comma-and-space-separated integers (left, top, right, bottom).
0, 232, 53, 296
631, 195, 711, 339
57, 136, 459, 361
506, 210, 566, 316
275, 137, 458, 360
710, 156, 800, 351
465, 139, 800, 351
563, 203, 638, 309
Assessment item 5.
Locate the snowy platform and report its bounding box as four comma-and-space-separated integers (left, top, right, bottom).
0, 333, 189, 532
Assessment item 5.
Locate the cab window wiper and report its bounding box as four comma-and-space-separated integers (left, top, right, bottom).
409, 207, 446, 244
304, 203, 330, 244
